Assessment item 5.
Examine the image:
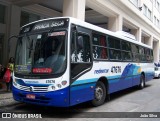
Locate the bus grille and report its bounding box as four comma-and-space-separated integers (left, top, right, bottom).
19, 85, 48, 92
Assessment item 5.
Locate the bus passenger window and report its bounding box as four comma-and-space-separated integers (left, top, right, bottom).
131, 44, 139, 62
109, 49, 121, 60
92, 33, 108, 60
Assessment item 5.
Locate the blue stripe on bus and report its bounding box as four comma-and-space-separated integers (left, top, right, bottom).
71, 78, 97, 86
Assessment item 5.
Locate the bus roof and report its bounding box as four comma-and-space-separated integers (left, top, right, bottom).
21, 17, 152, 49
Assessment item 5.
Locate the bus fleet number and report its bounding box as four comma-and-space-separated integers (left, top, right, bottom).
111, 66, 121, 73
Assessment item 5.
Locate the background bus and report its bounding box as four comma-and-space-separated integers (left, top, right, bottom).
12, 17, 154, 107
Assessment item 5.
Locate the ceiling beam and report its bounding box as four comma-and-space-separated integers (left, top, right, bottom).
12, 0, 44, 7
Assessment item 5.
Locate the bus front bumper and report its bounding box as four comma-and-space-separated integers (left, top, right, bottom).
12, 86, 70, 107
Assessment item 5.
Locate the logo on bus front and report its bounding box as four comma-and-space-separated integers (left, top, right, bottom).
30, 86, 34, 92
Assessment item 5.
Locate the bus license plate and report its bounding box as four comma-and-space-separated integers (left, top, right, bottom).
26, 94, 35, 99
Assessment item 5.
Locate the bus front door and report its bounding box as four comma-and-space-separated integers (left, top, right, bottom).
69, 25, 93, 106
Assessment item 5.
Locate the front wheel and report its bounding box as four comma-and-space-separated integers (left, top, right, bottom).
139, 74, 145, 89
91, 81, 106, 106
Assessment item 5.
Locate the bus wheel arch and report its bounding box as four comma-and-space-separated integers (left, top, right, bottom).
91, 77, 108, 106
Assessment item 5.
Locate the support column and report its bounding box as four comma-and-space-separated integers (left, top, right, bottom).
9, 5, 21, 58
137, 28, 142, 42
63, 0, 86, 21
153, 40, 159, 62
130, 29, 138, 40
147, 36, 152, 47
108, 15, 122, 32
150, 36, 153, 48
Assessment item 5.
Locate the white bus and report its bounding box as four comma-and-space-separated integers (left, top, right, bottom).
12, 17, 154, 107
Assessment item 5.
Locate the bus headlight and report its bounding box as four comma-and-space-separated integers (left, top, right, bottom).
13, 80, 17, 86
57, 84, 62, 88
51, 85, 55, 90
13, 79, 20, 88
61, 80, 67, 86
48, 85, 56, 91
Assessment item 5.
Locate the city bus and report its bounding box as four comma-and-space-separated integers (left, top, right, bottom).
12, 17, 154, 107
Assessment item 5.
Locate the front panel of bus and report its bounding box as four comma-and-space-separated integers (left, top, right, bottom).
12, 18, 71, 107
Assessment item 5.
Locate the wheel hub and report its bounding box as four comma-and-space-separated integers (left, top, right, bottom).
95, 86, 103, 101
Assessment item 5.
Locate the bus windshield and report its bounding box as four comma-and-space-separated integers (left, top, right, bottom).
15, 31, 67, 75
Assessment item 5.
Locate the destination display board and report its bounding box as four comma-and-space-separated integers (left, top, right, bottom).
20, 18, 69, 34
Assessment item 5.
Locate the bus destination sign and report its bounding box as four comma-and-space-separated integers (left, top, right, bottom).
20, 18, 69, 34
33, 20, 65, 30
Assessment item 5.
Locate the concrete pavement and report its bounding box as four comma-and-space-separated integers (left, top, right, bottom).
0, 90, 19, 107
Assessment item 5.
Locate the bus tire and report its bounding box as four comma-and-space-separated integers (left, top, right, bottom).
139, 74, 145, 89
158, 74, 160, 78
91, 81, 106, 107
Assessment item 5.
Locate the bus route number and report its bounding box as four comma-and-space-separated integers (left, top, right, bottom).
111, 66, 121, 73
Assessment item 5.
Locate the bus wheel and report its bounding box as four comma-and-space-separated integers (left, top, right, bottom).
139, 74, 145, 89
158, 74, 160, 78
91, 81, 106, 106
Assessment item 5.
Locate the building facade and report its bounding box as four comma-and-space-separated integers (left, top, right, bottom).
0, 0, 160, 65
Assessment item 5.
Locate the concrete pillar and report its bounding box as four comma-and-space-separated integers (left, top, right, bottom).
117, 15, 123, 31
9, 5, 21, 58
147, 36, 152, 46
137, 28, 142, 42
130, 29, 138, 41
108, 15, 122, 32
108, 17, 116, 31
150, 36, 153, 48
63, 0, 86, 21
153, 40, 159, 62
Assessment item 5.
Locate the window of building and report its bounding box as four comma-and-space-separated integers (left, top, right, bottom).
157, 19, 159, 27
143, 5, 152, 20
148, 9, 152, 20
130, 0, 139, 7
154, 16, 156, 25
143, 5, 147, 16
156, 1, 160, 10
0, 4, 6, 24
154, 0, 156, 6
20, 11, 40, 27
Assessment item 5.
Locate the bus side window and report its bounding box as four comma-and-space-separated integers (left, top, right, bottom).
139, 47, 146, 62
131, 44, 139, 62
71, 31, 91, 63
92, 33, 108, 60
76, 34, 91, 62
70, 29, 92, 79
108, 36, 121, 60
145, 48, 150, 62
150, 49, 153, 62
